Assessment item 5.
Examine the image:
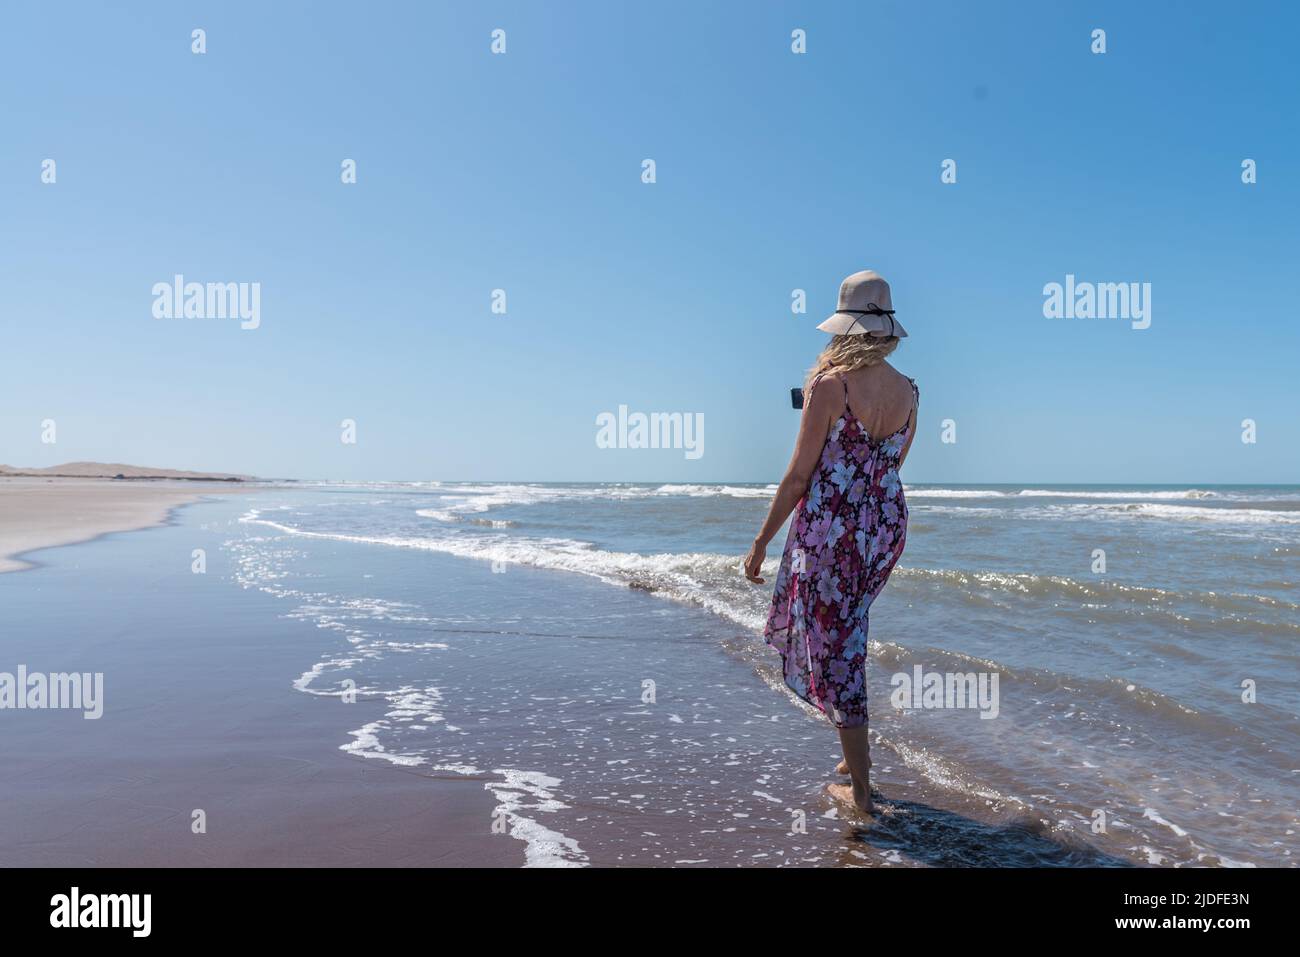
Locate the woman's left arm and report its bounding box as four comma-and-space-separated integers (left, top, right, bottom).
743, 379, 837, 583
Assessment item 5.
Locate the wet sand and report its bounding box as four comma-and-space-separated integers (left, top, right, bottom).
1, 688, 519, 867
0, 489, 520, 867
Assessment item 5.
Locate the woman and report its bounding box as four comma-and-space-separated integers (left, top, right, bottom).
744, 270, 918, 815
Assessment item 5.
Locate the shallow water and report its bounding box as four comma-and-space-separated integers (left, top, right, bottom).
226, 482, 1299, 867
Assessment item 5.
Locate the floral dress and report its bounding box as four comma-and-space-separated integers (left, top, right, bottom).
763, 372, 918, 728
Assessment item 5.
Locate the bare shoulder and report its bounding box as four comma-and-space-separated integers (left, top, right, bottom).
880, 360, 912, 383
891, 365, 918, 397
867, 362, 915, 398
806, 373, 845, 415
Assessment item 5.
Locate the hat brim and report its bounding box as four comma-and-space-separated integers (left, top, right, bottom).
816, 312, 909, 337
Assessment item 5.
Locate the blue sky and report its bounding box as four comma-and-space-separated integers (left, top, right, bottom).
1, 1, 1296, 483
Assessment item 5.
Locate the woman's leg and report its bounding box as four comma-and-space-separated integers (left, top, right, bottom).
827, 725, 873, 813
833, 727, 868, 775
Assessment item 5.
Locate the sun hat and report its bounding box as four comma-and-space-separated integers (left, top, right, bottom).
816, 270, 908, 337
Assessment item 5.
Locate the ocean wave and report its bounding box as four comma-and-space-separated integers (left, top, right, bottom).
418, 483, 780, 515
433, 482, 778, 503
408, 486, 597, 524
415, 508, 517, 527
907, 505, 1007, 517
911, 501, 1300, 525
648, 484, 778, 499
484, 770, 588, 868
894, 567, 1300, 616
903, 489, 1013, 499
264, 480, 445, 490
241, 509, 771, 632
1078, 503, 1300, 524
1016, 489, 1218, 500
900, 488, 1229, 501
240, 508, 1300, 652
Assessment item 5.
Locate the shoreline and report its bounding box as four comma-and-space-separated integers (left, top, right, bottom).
0, 477, 249, 573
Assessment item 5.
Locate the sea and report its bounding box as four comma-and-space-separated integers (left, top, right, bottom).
219, 481, 1300, 867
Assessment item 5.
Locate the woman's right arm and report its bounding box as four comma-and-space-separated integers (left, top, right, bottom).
744, 379, 837, 583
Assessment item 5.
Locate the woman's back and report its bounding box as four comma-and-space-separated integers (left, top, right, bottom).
837, 362, 916, 444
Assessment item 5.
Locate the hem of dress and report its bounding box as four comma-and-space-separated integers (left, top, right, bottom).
766, 632, 868, 730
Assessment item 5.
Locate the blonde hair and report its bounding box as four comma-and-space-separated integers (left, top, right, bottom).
805, 334, 899, 391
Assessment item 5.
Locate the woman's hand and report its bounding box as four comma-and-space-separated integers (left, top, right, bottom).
743, 539, 767, 584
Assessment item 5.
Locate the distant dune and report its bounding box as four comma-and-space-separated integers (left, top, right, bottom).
0, 462, 253, 482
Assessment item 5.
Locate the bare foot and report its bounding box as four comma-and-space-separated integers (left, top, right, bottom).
835, 759, 849, 775
826, 782, 874, 815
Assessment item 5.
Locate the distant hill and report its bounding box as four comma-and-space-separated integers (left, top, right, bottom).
0, 462, 253, 482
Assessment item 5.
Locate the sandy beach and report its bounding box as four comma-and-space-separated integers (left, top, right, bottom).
0, 476, 245, 573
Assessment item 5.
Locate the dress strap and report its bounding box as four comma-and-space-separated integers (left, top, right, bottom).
808, 371, 849, 405
835, 373, 850, 410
